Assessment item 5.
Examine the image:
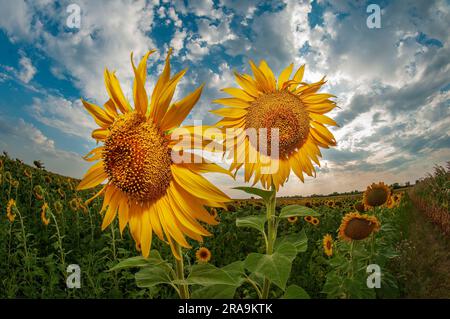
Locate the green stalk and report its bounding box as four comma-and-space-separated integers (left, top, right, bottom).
261, 184, 276, 299
174, 243, 190, 299
50, 212, 66, 267
16, 206, 31, 282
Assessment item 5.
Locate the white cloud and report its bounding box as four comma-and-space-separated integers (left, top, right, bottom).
0, 117, 89, 178
17, 55, 36, 83
30, 95, 97, 140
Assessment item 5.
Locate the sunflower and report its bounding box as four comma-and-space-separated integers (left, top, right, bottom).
304, 215, 313, 223
354, 201, 366, 213
287, 216, 298, 223
6, 199, 16, 222
195, 247, 211, 263
77, 49, 230, 259
54, 200, 63, 214
386, 197, 396, 209
69, 198, 80, 211
57, 188, 65, 199
24, 169, 32, 179
33, 185, 44, 201
363, 182, 391, 209
338, 212, 380, 241
311, 217, 320, 226
41, 202, 50, 226
323, 234, 333, 257
212, 60, 337, 190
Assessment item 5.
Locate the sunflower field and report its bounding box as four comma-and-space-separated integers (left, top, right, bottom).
2, 153, 434, 299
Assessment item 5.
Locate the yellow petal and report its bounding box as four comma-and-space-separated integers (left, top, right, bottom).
171, 165, 230, 203
278, 63, 293, 90
150, 48, 172, 118
83, 147, 104, 162
153, 69, 187, 123
77, 161, 107, 190
92, 128, 109, 141
210, 107, 247, 118
101, 189, 122, 230
140, 208, 153, 258
234, 71, 259, 97
259, 60, 276, 91
131, 51, 149, 116
160, 84, 204, 132
104, 69, 131, 113
309, 113, 338, 126
221, 87, 254, 102
212, 98, 250, 108
81, 99, 113, 128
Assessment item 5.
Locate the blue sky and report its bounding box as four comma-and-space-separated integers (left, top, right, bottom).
0, 0, 449, 198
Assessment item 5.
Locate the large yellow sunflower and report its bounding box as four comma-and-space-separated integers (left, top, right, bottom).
212, 61, 337, 190
77, 49, 231, 259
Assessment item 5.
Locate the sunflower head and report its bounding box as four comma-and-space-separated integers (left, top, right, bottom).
338, 212, 380, 241
41, 203, 50, 226
311, 217, 320, 226
363, 182, 391, 208
54, 200, 63, 214
77, 49, 230, 259
24, 169, 32, 179
69, 198, 80, 211
44, 175, 52, 184
323, 234, 333, 257
354, 201, 366, 213
287, 216, 298, 223
33, 185, 44, 201
11, 179, 19, 189
213, 60, 337, 190
195, 247, 211, 263
6, 199, 16, 223
304, 215, 313, 223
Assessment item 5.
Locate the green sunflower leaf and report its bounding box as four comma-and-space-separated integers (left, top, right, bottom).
274, 229, 308, 253
236, 214, 267, 234
279, 205, 320, 218
244, 242, 297, 291
108, 250, 169, 272
233, 186, 274, 203
282, 285, 310, 299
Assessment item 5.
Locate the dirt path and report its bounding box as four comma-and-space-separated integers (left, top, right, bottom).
402, 205, 450, 298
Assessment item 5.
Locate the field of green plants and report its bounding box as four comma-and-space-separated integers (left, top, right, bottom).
1, 154, 448, 299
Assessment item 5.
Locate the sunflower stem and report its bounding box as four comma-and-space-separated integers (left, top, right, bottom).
174, 243, 190, 299
261, 184, 277, 299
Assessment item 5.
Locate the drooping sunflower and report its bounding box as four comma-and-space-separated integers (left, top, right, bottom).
41, 202, 50, 226
323, 234, 333, 257
77, 49, 231, 259
195, 247, 211, 263
338, 212, 380, 241
212, 61, 338, 190
6, 199, 16, 222
363, 182, 391, 209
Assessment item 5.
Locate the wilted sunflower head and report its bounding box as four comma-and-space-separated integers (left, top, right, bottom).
24, 169, 32, 179
363, 182, 391, 208
338, 212, 380, 241
41, 203, 50, 226
77, 49, 230, 259
213, 60, 338, 190
195, 247, 211, 263
6, 199, 16, 223
33, 185, 44, 201
287, 216, 298, 223
323, 234, 333, 257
